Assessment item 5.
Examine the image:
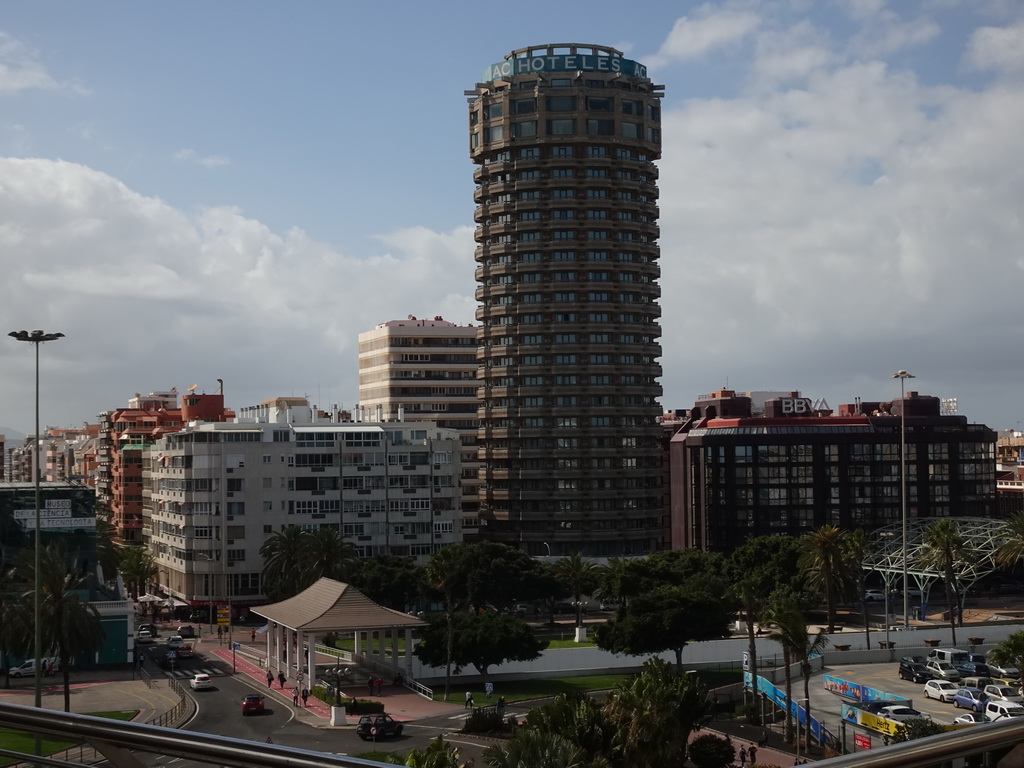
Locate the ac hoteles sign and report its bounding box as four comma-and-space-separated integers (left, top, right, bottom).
481, 54, 648, 82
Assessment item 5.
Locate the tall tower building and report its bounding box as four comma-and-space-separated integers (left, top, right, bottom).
468, 44, 665, 557
358, 316, 482, 532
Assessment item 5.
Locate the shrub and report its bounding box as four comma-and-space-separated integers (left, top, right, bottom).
688, 733, 735, 768
462, 706, 505, 734
308, 687, 383, 714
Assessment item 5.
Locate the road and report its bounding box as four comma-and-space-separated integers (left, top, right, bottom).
136, 638, 489, 766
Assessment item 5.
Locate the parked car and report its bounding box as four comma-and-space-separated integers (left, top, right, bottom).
136, 631, 156, 645
984, 700, 1024, 721
902, 655, 927, 665
176, 625, 197, 639
877, 705, 926, 722
137, 623, 158, 636
926, 660, 962, 682
899, 662, 933, 683
961, 676, 995, 691
241, 695, 265, 716
953, 688, 988, 712
356, 714, 404, 740
863, 589, 885, 602
956, 662, 990, 678
983, 685, 1024, 704
189, 673, 214, 691
953, 712, 989, 724
166, 635, 185, 651
9, 658, 59, 678
924, 679, 959, 702
986, 662, 1021, 679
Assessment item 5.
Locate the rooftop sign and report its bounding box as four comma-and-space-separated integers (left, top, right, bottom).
482, 54, 648, 82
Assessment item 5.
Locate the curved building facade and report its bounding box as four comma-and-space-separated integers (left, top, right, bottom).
468, 43, 665, 557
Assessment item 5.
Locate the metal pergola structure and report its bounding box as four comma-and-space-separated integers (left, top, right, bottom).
862, 517, 1009, 607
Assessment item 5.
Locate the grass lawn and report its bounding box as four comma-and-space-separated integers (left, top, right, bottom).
431, 668, 742, 704
0, 711, 138, 767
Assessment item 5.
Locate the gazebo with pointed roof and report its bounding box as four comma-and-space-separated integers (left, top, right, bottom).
251, 578, 425, 686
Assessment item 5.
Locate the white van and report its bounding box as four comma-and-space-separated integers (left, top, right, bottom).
9, 658, 59, 678
984, 700, 1024, 721
928, 648, 969, 665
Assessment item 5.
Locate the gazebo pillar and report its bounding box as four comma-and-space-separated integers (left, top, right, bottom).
391, 631, 399, 676
404, 627, 413, 678
354, 630, 362, 656
306, 632, 316, 682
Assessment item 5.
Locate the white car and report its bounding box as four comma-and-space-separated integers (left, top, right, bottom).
924, 679, 958, 703
953, 712, 989, 725
189, 673, 214, 691
983, 685, 1024, 704
985, 700, 1024, 721
167, 635, 185, 651
864, 589, 886, 602
878, 705, 926, 722
136, 631, 156, 645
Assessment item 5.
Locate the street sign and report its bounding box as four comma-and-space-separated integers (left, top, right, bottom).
742, 652, 750, 671
855, 734, 871, 750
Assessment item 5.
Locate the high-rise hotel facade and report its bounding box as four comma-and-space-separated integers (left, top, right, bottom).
468, 44, 665, 557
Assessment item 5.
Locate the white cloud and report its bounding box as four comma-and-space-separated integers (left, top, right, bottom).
174, 148, 230, 167
0, 31, 58, 92
965, 22, 1024, 74
0, 158, 476, 425
649, 4, 760, 66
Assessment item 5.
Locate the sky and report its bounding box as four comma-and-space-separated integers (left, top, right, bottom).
1, 0, 1023, 436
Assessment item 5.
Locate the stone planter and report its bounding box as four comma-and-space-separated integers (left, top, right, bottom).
924, 639, 941, 648
968, 637, 985, 646
877, 641, 895, 649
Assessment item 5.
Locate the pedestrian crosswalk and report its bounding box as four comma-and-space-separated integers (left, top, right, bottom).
163, 667, 229, 679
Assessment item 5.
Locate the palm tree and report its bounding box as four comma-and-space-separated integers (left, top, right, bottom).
995, 511, 1024, 567
843, 529, 873, 650
17, 544, 104, 711
987, 631, 1024, 676
119, 545, 157, 599
301, 527, 358, 586
553, 552, 602, 628
401, 734, 463, 768
763, 595, 797, 744
798, 525, 851, 633
424, 545, 468, 701
483, 730, 586, 768
93, 517, 121, 586
259, 525, 310, 600
918, 519, 968, 645
603, 656, 711, 768
524, 692, 617, 766
595, 557, 632, 609
0, 562, 30, 689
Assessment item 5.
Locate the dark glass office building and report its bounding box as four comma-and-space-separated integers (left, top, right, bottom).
670, 390, 998, 553
469, 44, 665, 556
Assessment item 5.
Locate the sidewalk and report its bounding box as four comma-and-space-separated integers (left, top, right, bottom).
208, 647, 461, 727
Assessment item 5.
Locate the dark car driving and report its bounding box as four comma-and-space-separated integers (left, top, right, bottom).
899, 661, 933, 683
356, 714, 404, 740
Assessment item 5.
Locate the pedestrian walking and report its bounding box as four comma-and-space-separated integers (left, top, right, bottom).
738, 745, 747, 766
301, 688, 309, 706
368, 678, 375, 696
251, 628, 256, 642
293, 687, 299, 706
496, 696, 506, 718
376, 677, 383, 695
465, 691, 474, 709
266, 670, 273, 687
748, 745, 757, 765
278, 671, 287, 689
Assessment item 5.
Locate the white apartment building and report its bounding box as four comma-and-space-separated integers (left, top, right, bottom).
358, 316, 482, 531
144, 398, 461, 613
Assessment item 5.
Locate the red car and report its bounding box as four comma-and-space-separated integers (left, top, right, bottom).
241, 695, 266, 716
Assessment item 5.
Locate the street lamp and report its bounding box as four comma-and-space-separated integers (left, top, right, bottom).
892, 369, 915, 629
8, 329, 64, 759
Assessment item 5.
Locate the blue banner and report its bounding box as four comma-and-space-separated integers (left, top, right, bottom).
745, 673, 837, 746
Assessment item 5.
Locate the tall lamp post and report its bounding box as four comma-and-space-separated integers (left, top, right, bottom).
892, 369, 915, 629
8, 329, 64, 759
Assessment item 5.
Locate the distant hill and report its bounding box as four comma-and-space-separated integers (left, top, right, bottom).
0, 427, 27, 443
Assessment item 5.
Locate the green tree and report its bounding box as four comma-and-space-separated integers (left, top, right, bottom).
400, 735, 462, 767
456, 541, 551, 611
424, 545, 468, 700
918, 519, 968, 645
0, 562, 30, 689
726, 536, 805, 701
687, 734, 735, 768
259, 526, 308, 600
483, 730, 586, 768
996, 511, 1024, 568
763, 591, 800, 743
17, 544, 105, 711
524, 692, 618, 768
93, 516, 121, 586
603, 657, 711, 768
799, 525, 851, 633
413, 610, 547, 688
842, 529, 873, 650
118, 545, 157, 599
553, 552, 603, 627
892, 718, 947, 742
594, 585, 730, 673
348, 555, 423, 611
986, 631, 1024, 676
595, 557, 632, 608
300, 527, 358, 585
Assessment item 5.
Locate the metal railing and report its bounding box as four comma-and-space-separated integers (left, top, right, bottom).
0, 701, 396, 768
